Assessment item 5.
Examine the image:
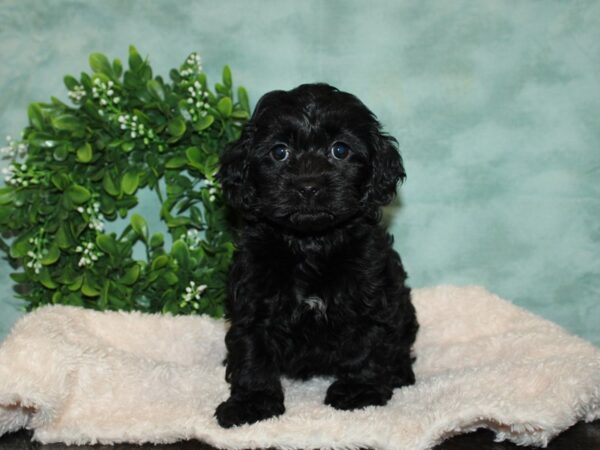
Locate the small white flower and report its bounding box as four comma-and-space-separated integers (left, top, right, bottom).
181, 280, 207, 304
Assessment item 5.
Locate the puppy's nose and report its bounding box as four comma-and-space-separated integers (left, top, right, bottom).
297, 182, 320, 198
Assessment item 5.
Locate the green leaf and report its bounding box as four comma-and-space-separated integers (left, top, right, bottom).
168, 116, 186, 137
150, 232, 164, 248
162, 271, 178, 285
99, 280, 110, 308
237, 86, 250, 113
65, 293, 84, 305
185, 147, 203, 164
215, 83, 228, 96
192, 114, 214, 132
51, 173, 70, 191
10, 233, 32, 258
161, 289, 177, 313
96, 233, 117, 256
28, 131, 58, 148
51, 114, 82, 131
40, 244, 60, 265
82, 274, 100, 297
76, 143, 93, 163
63, 75, 79, 90
222, 65, 232, 87
27, 103, 44, 130
113, 58, 123, 78
65, 185, 91, 204
217, 97, 233, 117
89, 52, 113, 77
165, 155, 188, 169
38, 268, 58, 289
0, 188, 15, 205
121, 170, 139, 195
67, 276, 83, 292
122, 141, 135, 152
131, 213, 148, 240
55, 267, 79, 285
231, 109, 249, 119
56, 224, 75, 249
128, 45, 144, 71
53, 145, 69, 162
120, 264, 140, 285
9, 272, 28, 283
146, 79, 165, 101
151, 254, 169, 270
102, 172, 120, 196
0, 205, 11, 223
171, 239, 190, 270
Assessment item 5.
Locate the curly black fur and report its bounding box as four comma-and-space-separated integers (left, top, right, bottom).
214, 83, 418, 428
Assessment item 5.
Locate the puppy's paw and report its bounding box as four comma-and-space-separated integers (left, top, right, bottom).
324, 379, 393, 410
215, 392, 285, 428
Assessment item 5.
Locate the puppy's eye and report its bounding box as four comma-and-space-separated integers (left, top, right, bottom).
271, 145, 289, 162
331, 142, 351, 160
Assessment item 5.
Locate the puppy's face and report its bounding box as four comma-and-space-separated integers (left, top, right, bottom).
218, 83, 405, 232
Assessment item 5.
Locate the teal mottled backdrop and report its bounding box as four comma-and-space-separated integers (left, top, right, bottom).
1, 0, 598, 345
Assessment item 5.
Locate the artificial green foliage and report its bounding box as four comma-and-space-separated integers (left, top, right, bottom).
0, 46, 251, 317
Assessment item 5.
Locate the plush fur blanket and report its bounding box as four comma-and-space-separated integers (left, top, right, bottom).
0, 285, 599, 449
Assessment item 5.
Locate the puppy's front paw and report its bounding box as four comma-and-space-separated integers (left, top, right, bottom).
215, 392, 285, 428
325, 379, 393, 410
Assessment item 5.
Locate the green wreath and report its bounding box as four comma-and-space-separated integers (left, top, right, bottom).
0, 46, 249, 317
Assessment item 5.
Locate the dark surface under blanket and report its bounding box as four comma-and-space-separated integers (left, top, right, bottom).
0, 420, 599, 450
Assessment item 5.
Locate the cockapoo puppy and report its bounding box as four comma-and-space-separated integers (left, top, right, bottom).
215, 83, 418, 428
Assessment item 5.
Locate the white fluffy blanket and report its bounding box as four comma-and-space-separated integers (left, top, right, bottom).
0, 285, 599, 449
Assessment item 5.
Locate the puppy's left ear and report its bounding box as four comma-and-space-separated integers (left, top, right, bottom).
366, 129, 406, 207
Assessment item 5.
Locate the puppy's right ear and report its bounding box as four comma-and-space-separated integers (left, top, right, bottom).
217, 129, 254, 211
217, 90, 283, 211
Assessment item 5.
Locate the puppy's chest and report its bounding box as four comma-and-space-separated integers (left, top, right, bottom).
276, 250, 363, 325
291, 287, 329, 322
287, 272, 351, 326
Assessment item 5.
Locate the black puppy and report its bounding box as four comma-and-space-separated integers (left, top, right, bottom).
214, 83, 418, 428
